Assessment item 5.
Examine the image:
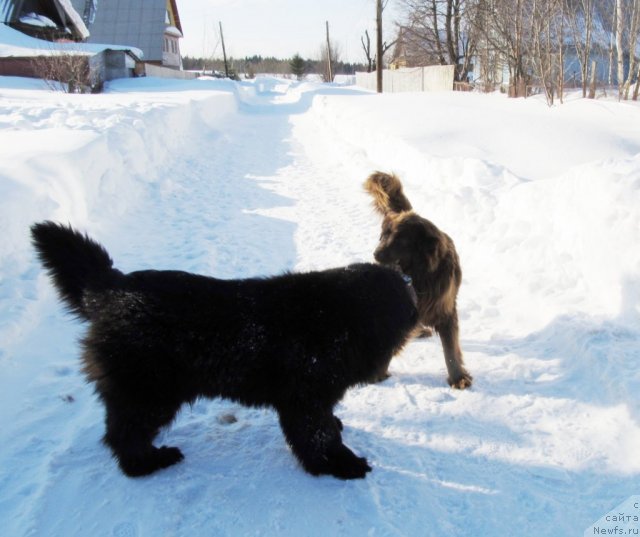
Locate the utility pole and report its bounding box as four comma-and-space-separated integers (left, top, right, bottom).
219, 21, 229, 78
376, 0, 383, 93
325, 20, 333, 82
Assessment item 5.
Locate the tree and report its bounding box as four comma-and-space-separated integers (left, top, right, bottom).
530, 0, 565, 105
31, 51, 94, 93
566, 0, 596, 97
398, 0, 477, 82
616, 0, 626, 99
361, 29, 374, 72
362, 28, 396, 73
319, 39, 340, 82
618, 0, 640, 99
471, 0, 532, 96
289, 54, 306, 79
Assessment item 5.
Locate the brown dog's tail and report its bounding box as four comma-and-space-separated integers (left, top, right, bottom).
363, 172, 413, 216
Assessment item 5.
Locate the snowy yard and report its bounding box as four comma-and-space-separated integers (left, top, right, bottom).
0, 75, 638, 536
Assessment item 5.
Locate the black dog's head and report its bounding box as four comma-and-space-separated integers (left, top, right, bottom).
374, 212, 446, 276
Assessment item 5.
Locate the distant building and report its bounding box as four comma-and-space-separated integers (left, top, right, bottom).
0, 0, 89, 41
389, 28, 408, 71
70, 0, 184, 68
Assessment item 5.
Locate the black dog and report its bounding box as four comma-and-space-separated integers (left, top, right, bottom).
31, 222, 417, 479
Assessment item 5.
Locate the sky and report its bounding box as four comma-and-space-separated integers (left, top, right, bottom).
177, 0, 402, 63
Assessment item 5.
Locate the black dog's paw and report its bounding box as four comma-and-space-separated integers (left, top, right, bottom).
448, 372, 473, 390
328, 445, 372, 480
157, 445, 185, 467
369, 370, 391, 384
119, 446, 184, 477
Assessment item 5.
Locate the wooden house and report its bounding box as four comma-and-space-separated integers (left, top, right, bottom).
70, 0, 184, 69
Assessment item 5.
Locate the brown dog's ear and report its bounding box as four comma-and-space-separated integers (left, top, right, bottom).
424, 236, 446, 273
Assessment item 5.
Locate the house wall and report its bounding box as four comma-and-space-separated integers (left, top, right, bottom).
0, 56, 39, 77
144, 62, 196, 79
563, 50, 631, 86
162, 33, 180, 68
89, 49, 138, 82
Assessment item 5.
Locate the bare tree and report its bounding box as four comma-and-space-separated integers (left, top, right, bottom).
362, 28, 396, 73
620, 0, 640, 99
530, 0, 565, 105
566, 0, 596, 97
471, 0, 534, 96
616, 0, 626, 99
319, 39, 341, 82
31, 51, 93, 93
398, 0, 477, 81
361, 29, 374, 72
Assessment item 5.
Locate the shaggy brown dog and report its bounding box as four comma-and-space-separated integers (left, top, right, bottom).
364, 172, 472, 389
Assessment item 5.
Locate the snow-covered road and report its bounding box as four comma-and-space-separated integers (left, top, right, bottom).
1, 76, 639, 536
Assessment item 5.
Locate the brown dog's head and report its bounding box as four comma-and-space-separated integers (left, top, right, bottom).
374, 213, 446, 276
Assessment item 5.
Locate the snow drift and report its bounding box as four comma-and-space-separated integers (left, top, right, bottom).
0, 75, 638, 536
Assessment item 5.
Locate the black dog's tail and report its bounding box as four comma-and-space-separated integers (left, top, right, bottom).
31, 221, 118, 319
364, 171, 413, 216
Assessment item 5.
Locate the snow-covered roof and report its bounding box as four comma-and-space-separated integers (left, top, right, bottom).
1, 0, 89, 39
0, 21, 142, 58
164, 25, 182, 38
57, 0, 89, 39
19, 13, 58, 29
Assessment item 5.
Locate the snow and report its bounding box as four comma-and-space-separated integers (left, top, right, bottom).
0, 73, 639, 536
57, 0, 90, 40
19, 13, 58, 29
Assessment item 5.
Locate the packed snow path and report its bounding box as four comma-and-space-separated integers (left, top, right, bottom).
0, 77, 639, 536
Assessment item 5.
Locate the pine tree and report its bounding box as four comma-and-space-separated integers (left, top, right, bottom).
289, 54, 306, 80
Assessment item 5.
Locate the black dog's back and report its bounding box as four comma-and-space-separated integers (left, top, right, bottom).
31, 221, 418, 479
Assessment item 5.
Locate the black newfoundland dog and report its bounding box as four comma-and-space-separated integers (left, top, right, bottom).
31, 222, 417, 479
364, 172, 472, 389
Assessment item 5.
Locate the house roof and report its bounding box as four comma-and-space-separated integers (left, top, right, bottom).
70, 0, 183, 63
0, 19, 141, 58
1, 0, 89, 39
168, 0, 181, 34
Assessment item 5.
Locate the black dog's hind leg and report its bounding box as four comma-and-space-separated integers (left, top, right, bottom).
103, 397, 184, 477
278, 406, 371, 480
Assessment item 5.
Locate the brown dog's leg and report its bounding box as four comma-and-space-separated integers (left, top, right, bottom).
436, 310, 472, 389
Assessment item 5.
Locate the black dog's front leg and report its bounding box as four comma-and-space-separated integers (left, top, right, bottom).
278, 406, 371, 480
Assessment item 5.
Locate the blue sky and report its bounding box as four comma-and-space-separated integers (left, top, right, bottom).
177, 0, 401, 62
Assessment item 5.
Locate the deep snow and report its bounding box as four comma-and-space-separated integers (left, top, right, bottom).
0, 74, 638, 537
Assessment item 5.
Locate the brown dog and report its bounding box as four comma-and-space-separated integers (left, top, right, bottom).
364, 172, 472, 389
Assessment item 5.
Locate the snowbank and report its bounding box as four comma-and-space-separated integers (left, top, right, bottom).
0, 75, 638, 536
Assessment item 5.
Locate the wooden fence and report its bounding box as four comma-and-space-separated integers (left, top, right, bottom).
355, 65, 455, 93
